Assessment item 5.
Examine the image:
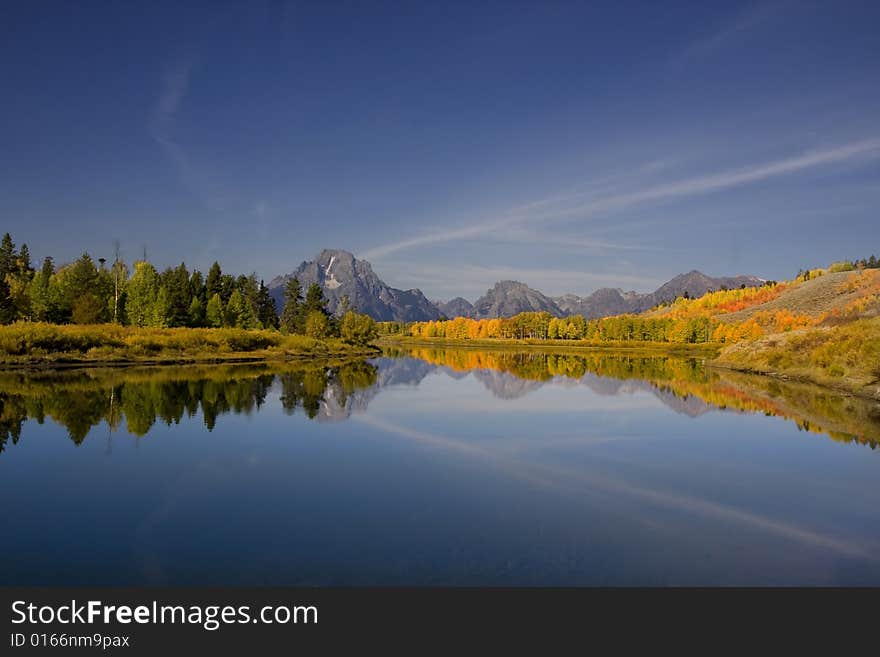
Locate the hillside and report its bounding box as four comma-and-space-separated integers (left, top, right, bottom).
715, 271, 872, 323
714, 318, 880, 399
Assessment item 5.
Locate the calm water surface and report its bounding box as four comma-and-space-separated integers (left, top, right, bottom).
1, 348, 879, 585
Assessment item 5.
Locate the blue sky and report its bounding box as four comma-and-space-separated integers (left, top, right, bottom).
2, 1, 879, 300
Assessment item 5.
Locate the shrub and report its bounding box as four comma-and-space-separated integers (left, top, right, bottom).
340, 311, 378, 345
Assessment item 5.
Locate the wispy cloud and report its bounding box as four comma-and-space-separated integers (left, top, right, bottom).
360, 137, 880, 261
151, 56, 228, 210
497, 226, 663, 252
672, 1, 790, 68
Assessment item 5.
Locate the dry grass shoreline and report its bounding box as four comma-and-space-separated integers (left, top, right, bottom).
0, 323, 379, 368
712, 317, 880, 400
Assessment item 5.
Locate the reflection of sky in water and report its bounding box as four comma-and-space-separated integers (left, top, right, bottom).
1, 356, 879, 586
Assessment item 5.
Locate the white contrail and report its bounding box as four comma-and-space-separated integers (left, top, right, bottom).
360, 137, 880, 260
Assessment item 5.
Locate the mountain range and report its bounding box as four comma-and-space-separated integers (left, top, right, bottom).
268, 249, 763, 322
268, 249, 443, 322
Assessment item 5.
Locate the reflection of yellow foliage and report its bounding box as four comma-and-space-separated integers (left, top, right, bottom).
391, 346, 880, 448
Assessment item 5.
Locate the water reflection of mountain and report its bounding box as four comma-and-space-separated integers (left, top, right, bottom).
471, 369, 544, 400
2, 348, 879, 451
374, 354, 713, 416
386, 347, 880, 448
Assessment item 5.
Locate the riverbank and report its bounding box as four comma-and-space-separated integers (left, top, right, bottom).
712, 317, 880, 400
0, 323, 379, 368
377, 335, 721, 357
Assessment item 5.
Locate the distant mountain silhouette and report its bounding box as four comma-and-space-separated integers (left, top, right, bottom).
471, 280, 563, 318
435, 297, 474, 319
268, 249, 442, 322
268, 249, 761, 321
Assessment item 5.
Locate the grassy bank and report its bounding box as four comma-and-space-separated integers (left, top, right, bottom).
0, 323, 379, 367
378, 335, 721, 357
712, 317, 880, 399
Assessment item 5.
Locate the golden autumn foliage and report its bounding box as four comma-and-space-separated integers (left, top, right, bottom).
388, 261, 880, 350
660, 281, 788, 319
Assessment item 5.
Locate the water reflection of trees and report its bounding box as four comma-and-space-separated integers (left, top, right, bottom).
2, 348, 878, 453
0, 361, 377, 452
280, 361, 377, 419
388, 346, 880, 449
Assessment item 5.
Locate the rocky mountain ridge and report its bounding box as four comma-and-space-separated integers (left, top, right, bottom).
269, 250, 762, 321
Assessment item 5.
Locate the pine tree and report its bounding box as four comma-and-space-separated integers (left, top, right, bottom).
16, 244, 32, 277
205, 262, 222, 300
161, 263, 191, 327
189, 270, 205, 304
206, 293, 223, 328
151, 286, 172, 327
219, 274, 236, 304
280, 277, 302, 333
187, 296, 204, 327
40, 255, 54, 280
225, 289, 258, 328
303, 283, 329, 316
27, 257, 54, 322
0, 276, 14, 324
0, 233, 15, 280
67, 253, 108, 323
255, 280, 278, 329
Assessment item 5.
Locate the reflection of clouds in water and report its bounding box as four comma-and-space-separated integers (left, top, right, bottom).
353, 414, 876, 561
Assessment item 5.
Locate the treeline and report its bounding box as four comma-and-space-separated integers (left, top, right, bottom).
393, 308, 825, 345
390, 312, 719, 344
799, 255, 879, 281
0, 232, 277, 328
0, 233, 377, 344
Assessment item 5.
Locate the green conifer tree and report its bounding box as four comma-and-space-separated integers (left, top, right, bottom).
206, 293, 224, 328
187, 296, 205, 327
280, 278, 302, 333
256, 280, 278, 329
